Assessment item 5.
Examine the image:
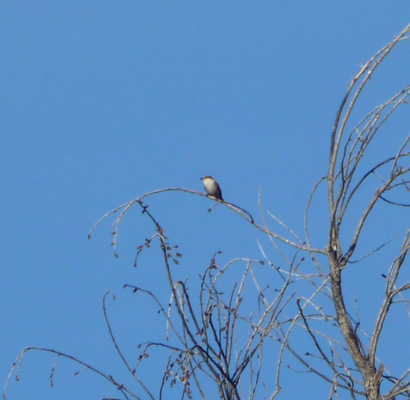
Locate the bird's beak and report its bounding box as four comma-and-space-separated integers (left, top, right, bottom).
199, 177, 203, 180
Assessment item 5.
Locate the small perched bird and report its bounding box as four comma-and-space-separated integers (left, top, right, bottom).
200, 175, 224, 201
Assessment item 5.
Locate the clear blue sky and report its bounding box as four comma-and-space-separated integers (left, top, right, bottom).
1, 2, 410, 399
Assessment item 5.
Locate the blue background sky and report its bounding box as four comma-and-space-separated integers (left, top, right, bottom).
1, 2, 410, 399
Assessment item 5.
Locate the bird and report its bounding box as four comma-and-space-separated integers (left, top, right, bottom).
200, 176, 224, 201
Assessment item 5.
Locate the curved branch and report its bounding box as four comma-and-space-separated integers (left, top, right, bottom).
3, 347, 141, 400
89, 187, 327, 257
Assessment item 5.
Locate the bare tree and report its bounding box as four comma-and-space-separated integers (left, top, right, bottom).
324, 24, 410, 399
4, 23, 410, 400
